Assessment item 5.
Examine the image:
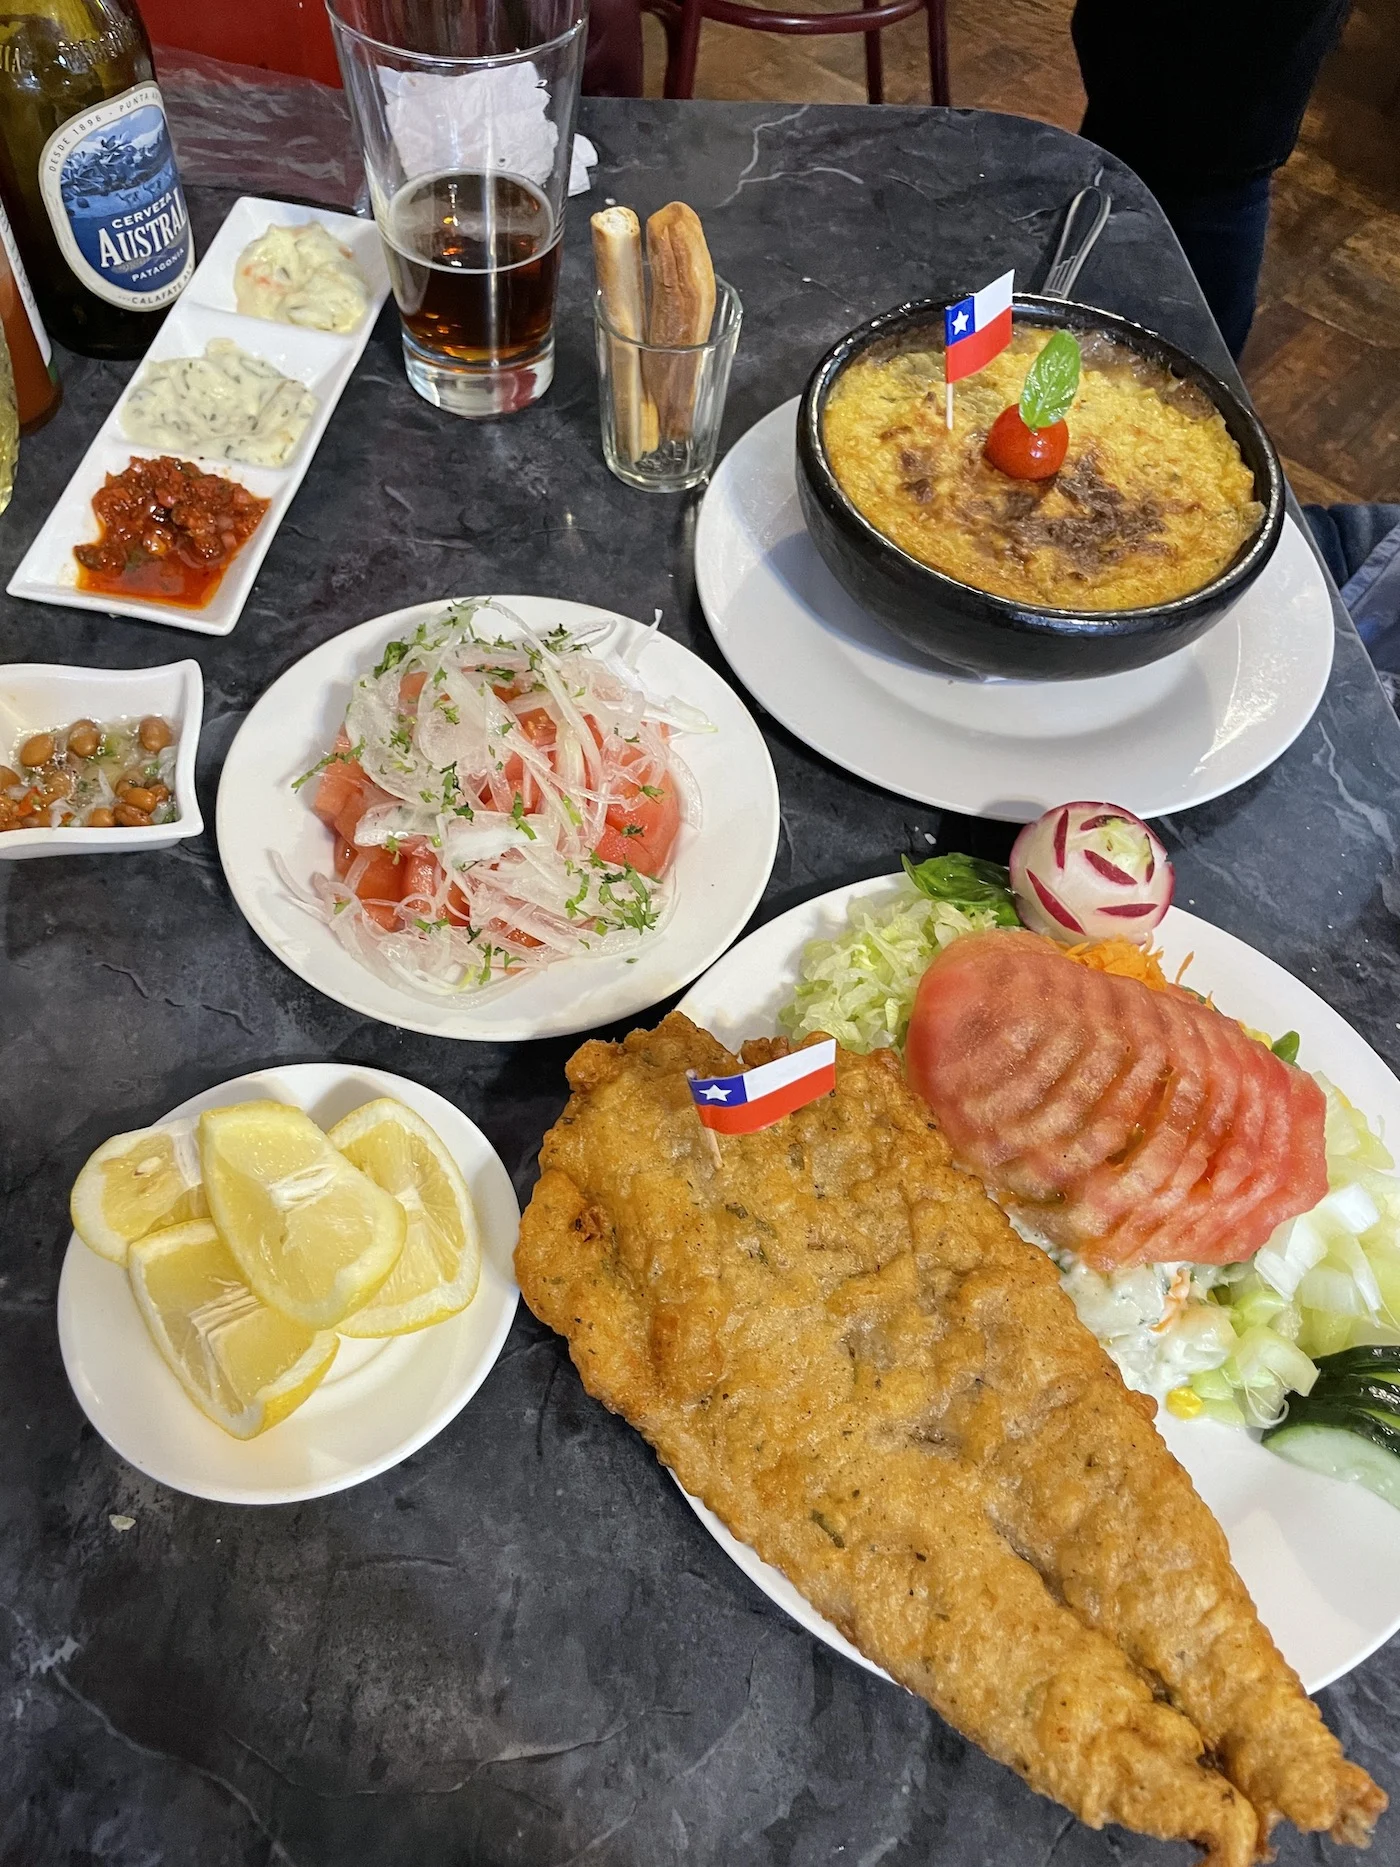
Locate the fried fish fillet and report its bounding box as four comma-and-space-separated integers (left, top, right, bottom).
516, 1014, 1384, 1863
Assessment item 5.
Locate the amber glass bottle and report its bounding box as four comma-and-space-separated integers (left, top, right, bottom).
0, 0, 192, 358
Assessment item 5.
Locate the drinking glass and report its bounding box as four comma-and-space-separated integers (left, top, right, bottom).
327, 0, 588, 418
594, 275, 742, 491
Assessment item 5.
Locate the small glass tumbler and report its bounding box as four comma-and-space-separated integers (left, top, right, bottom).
594, 276, 741, 491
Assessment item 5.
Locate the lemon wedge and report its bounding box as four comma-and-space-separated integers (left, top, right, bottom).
199, 1100, 406, 1328
327, 1098, 481, 1337
128, 1220, 338, 1438
70, 1122, 207, 1264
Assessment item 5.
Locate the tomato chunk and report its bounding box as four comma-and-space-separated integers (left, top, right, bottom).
350, 847, 405, 929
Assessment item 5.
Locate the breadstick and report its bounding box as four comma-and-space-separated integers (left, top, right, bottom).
644, 202, 716, 443
591, 206, 658, 464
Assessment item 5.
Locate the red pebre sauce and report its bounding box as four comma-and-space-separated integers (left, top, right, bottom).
74, 456, 269, 609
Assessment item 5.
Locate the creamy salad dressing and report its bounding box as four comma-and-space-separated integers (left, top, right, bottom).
121, 339, 317, 468
234, 222, 369, 333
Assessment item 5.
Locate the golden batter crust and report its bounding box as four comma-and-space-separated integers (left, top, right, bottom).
516, 1014, 1383, 1865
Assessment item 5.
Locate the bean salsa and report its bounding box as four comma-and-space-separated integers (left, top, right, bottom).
1, 714, 178, 832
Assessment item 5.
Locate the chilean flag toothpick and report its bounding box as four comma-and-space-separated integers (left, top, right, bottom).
943, 268, 1015, 426
687, 1039, 837, 1136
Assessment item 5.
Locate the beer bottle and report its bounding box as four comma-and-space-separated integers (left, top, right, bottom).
0, 189, 58, 426
0, 2, 192, 358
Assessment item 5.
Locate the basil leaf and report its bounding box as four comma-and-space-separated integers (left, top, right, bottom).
1272, 1030, 1301, 1065
902, 852, 1020, 924
1018, 330, 1082, 431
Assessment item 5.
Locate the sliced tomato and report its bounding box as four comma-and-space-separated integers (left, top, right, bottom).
492, 707, 558, 812
399, 846, 442, 910
598, 775, 681, 879
312, 730, 365, 828
516, 707, 556, 747
399, 671, 427, 708
350, 846, 405, 930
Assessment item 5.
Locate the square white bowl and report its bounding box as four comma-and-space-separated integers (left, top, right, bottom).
0, 660, 204, 858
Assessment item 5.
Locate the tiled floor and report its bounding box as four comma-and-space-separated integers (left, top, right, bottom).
644, 0, 1400, 503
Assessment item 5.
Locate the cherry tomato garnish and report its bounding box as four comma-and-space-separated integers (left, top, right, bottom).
983, 405, 1068, 481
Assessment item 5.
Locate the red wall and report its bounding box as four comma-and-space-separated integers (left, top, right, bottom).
140, 0, 342, 85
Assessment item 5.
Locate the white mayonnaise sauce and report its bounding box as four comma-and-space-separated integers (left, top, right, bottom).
120, 338, 318, 468
234, 221, 369, 333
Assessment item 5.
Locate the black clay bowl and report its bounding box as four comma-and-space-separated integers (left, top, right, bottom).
795, 294, 1286, 681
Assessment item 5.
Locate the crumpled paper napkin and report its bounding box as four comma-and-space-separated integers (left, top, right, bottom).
380, 64, 596, 196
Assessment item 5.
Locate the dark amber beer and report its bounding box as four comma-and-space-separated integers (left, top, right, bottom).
384, 171, 562, 369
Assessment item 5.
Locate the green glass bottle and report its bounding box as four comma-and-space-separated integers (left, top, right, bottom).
0, 0, 192, 357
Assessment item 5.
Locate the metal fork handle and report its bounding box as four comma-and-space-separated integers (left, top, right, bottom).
1041, 182, 1112, 301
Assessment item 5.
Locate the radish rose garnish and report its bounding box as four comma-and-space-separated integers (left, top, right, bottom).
1010, 802, 1172, 944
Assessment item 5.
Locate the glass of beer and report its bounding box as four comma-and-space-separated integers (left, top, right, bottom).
327, 0, 588, 419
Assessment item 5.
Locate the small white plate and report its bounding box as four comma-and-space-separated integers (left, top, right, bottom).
0, 659, 203, 858
216, 595, 780, 1042
9, 197, 390, 637
57, 1062, 520, 1504
677, 878, 1400, 1694
695, 401, 1335, 823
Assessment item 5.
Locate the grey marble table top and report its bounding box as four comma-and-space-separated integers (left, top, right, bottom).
3, 98, 1398, 1867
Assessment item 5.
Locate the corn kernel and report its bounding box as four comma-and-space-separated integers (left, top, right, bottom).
1166, 1385, 1204, 1420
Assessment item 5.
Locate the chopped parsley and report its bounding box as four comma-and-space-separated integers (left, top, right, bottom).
510, 794, 538, 841
291, 738, 365, 791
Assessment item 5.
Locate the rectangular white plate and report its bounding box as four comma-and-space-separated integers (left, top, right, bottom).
7, 196, 392, 637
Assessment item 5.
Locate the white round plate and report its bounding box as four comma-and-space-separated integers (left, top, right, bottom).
217, 597, 779, 1041
57, 1062, 520, 1504
678, 878, 1400, 1694
695, 401, 1335, 823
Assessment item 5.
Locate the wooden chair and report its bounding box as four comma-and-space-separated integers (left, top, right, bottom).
645, 0, 949, 105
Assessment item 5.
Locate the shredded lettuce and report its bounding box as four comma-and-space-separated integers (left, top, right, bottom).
779, 878, 1008, 1053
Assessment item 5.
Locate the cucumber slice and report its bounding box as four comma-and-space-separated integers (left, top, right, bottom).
1306, 1375, 1400, 1418
1311, 1344, 1400, 1382
1264, 1407, 1400, 1509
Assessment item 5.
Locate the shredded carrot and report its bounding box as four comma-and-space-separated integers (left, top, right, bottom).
1058, 937, 1170, 991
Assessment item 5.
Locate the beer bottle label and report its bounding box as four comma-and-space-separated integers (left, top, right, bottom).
38, 82, 193, 312
0, 195, 51, 364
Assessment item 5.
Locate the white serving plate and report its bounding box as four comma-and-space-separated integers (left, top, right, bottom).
57, 1062, 520, 1504
695, 400, 1336, 823
678, 878, 1400, 1695
215, 595, 780, 1043
9, 196, 391, 637
0, 659, 203, 857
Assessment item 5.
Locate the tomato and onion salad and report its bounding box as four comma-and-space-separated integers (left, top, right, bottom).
286, 601, 707, 998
